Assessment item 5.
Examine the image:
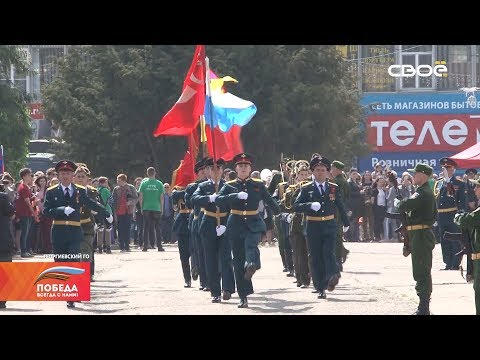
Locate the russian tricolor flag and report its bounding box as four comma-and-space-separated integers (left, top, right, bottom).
204, 66, 257, 133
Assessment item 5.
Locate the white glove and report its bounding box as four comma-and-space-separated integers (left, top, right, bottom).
343, 226, 349, 233
347, 210, 353, 217
64, 206, 75, 216
216, 225, 226, 236
286, 213, 294, 223
454, 213, 461, 222
237, 191, 248, 200
91, 210, 98, 215
310, 202, 321, 211
106, 214, 114, 224
394, 198, 401, 208
208, 194, 218, 203
433, 221, 437, 227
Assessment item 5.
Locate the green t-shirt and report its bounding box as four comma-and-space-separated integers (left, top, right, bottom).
139, 178, 164, 211
97, 186, 112, 214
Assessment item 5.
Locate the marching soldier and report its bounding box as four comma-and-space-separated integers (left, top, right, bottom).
268, 173, 290, 273
284, 163, 311, 288
43, 160, 113, 308
434, 158, 466, 270
330, 160, 351, 270
73, 165, 98, 282
172, 185, 193, 288
191, 158, 236, 302
394, 163, 437, 315
216, 153, 281, 308
185, 157, 209, 290
454, 178, 480, 315
465, 168, 478, 211
294, 155, 349, 300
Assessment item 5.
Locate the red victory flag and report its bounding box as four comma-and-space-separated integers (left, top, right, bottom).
153, 45, 206, 137
171, 151, 195, 188
205, 124, 244, 161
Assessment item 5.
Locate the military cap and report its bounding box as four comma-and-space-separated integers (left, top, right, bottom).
407, 163, 433, 176
468, 178, 480, 186
194, 158, 207, 174
439, 157, 458, 168
310, 155, 331, 172
233, 153, 254, 166
331, 160, 345, 170
465, 168, 477, 175
55, 160, 77, 173
205, 157, 226, 167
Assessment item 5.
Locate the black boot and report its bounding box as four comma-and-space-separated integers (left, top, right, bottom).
284, 249, 294, 277
280, 251, 288, 272
181, 259, 192, 286
414, 297, 430, 315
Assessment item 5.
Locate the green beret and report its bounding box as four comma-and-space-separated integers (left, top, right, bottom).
331, 160, 345, 170
407, 163, 433, 176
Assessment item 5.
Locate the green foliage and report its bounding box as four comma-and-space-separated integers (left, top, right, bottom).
0, 46, 32, 178
42, 45, 367, 181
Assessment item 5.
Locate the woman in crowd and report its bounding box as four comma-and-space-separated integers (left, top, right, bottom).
371, 177, 387, 242
34, 175, 52, 253
360, 171, 375, 242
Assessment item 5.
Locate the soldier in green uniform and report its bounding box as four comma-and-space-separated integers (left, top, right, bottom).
394, 163, 437, 315
454, 178, 480, 315
331, 160, 350, 271
216, 153, 281, 308
43, 160, 113, 309
73, 165, 99, 282
268, 173, 289, 273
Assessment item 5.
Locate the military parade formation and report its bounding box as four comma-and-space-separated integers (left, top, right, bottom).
1, 152, 479, 315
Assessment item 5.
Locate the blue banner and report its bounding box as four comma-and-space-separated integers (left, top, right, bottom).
358, 151, 454, 176
361, 92, 480, 115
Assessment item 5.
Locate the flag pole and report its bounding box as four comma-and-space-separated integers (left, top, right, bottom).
205, 56, 222, 227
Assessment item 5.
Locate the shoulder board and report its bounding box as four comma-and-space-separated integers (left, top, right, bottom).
87, 185, 97, 190
302, 181, 313, 187
47, 184, 58, 191
288, 184, 297, 189
473, 207, 480, 213
278, 181, 288, 186
226, 180, 237, 184
328, 181, 338, 187
75, 184, 86, 190
251, 178, 263, 183
436, 177, 444, 181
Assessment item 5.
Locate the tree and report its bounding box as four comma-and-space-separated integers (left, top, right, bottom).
42, 45, 367, 180
0, 45, 33, 178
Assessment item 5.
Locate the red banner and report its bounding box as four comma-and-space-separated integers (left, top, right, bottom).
367, 114, 480, 152
0, 262, 90, 301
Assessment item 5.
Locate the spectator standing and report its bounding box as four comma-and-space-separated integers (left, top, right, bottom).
138, 167, 165, 252
14, 168, 37, 257
161, 183, 174, 244
112, 174, 138, 251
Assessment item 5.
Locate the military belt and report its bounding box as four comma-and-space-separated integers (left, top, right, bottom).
406, 224, 431, 231
472, 253, 480, 260
179, 209, 192, 214
437, 207, 458, 213
80, 218, 91, 224
203, 210, 229, 218
230, 209, 259, 216
306, 215, 335, 222
52, 220, 81, 227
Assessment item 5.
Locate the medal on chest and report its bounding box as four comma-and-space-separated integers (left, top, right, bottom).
329, 185, 336, 201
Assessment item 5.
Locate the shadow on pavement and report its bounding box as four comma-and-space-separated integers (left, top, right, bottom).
84, 300, 129, 306
0, 308, 43, 312
326, 297, 377, 303
254, 288, 294, 296
343, 271, 381, 275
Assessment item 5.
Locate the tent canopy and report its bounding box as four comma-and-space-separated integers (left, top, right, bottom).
449, 142, 480, 169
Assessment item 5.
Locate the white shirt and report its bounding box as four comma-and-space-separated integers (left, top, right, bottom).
376, 188, 386, 206
314, 180, 327, 195
61, 184, 73, 197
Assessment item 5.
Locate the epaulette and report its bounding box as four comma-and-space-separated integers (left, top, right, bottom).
75, 184, 86, 190
87, 185, 98, 192
328, 181, 338, 187
251, 178, 263, 182
302, 181, 313, 187
226, 180, 237, 184
278, 181, 288, 186
47, 184, 58, 191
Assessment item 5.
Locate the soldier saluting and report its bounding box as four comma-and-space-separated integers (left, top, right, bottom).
215, 153, 281, 308
394, 163, 437, 315
294, 155, 349, 300
43, 160, 113, 309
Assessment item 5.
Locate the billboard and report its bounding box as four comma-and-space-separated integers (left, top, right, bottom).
359, 92, 480, 174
